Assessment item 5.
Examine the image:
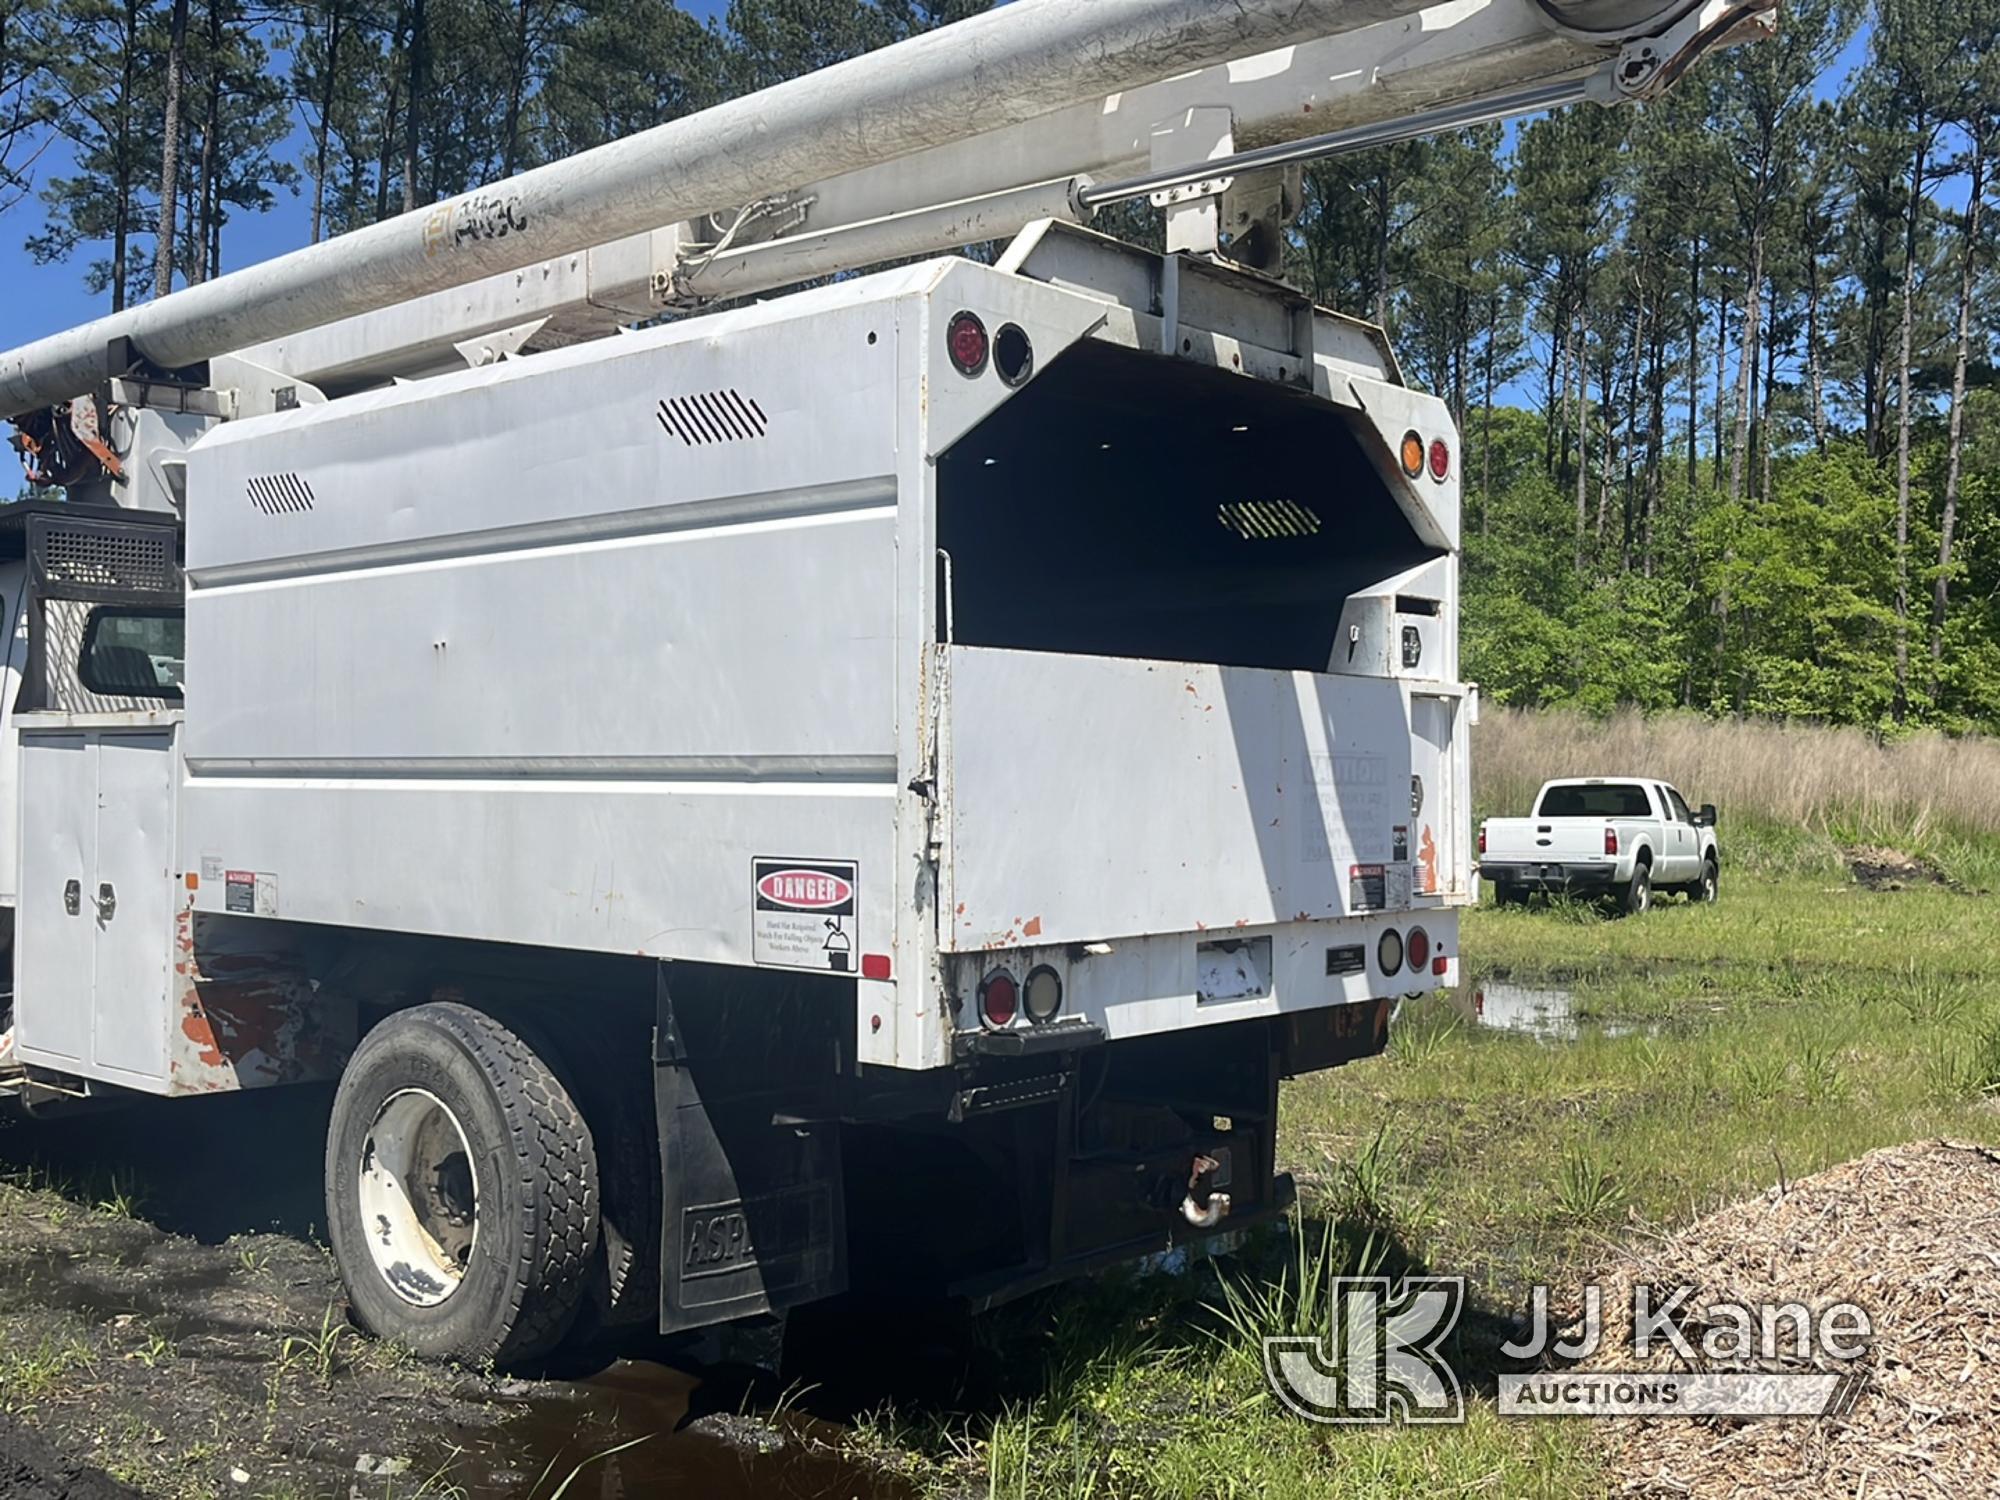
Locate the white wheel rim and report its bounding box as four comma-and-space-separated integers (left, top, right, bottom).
358, 1089, 479, 1308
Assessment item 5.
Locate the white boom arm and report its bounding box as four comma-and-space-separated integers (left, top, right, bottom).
1, 0, 1771, 414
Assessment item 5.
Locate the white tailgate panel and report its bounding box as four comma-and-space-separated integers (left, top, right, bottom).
944, 647, 1436, 952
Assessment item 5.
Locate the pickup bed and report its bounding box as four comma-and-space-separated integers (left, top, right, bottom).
1479, 778, 1719, 914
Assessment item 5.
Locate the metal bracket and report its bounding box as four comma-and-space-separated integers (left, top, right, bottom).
952, 1021, 1106, 1060
105, 377, 225, 419
1614, 0, 1777, 100
1148, 106, 1235, 261
453, 318, 549, 370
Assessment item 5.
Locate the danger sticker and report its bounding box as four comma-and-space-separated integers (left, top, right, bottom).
1348, 863, 1387, 912
753, 858, 858, 973
224, 870, 279, 916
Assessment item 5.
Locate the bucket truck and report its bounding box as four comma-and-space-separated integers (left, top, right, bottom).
0, 0, 1767, 1363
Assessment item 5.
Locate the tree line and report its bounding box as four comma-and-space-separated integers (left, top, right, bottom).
2, 0, 1997, 733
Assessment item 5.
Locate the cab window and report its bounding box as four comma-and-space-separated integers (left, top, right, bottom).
79, 607, 185, 700
1537, 783, 1653, 818
1665, 788, 1693, 824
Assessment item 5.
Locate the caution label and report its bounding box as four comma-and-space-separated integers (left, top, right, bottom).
1348, 863, 1387, 912
753, 858, 858, 972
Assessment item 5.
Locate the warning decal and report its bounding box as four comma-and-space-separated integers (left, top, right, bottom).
225, 870, 280, 916
1348, 863, 1387, 912
753, 858, 858, 972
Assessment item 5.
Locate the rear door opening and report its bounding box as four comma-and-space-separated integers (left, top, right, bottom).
935, 340, 1442, 674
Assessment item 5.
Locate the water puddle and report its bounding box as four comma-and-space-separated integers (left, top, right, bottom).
1452, 982, 1655, 1043
415, 1358, 916, 1499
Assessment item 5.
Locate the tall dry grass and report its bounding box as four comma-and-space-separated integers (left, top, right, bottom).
1474, 708, 2000, 842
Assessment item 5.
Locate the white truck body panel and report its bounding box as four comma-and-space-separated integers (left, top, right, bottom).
0, 250, 1467, 1087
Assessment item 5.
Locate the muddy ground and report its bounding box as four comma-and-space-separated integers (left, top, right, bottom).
0, 1086, 923, 1500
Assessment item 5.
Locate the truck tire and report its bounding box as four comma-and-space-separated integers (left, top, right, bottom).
325, 1002, 599, 1367
1493, 881, 1527, 908
1620, 861, 1652, 916
1695, 857, 1719, 904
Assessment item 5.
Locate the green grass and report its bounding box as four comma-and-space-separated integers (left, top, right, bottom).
898, 856, 2000, 1499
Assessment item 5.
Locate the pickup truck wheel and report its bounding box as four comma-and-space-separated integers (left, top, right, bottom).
1696, 859, 1719, 904
1621, 862, 1653, 916
1493, 881, 1526, 908
325, 1002, 599, 1367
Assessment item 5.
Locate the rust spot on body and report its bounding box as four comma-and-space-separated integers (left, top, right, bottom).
1023, 916, 1042, 938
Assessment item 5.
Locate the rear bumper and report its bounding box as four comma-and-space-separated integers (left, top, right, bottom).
1482, 861, 1620, 891
943, 910, 1463, 1050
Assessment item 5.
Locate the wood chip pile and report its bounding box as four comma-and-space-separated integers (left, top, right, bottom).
1585, 1140, 2000, 1497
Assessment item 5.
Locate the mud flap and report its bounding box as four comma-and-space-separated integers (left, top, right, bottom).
653, 966, 847, 1333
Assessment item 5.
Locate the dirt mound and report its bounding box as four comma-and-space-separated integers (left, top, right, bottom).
1584, 1140, 2000, 1496
1847, 846, 1949, 891
0, 1412, 142, 1500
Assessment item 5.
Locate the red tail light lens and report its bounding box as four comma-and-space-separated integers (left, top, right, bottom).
1478, 826, 1487, 856
1406, 927, 1431, 974
1604, 827, 1620, 856
979, 968, 1018, 1028
947, 311, 989, 378
1428, 437, 1451, 482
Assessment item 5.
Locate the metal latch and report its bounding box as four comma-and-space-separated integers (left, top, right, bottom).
96, 882, 116, 921
62, 879, 80, 916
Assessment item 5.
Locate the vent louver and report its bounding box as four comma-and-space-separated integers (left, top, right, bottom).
1217, 498, 1322, 541
247, 473, 316, 514
655, 390, 768, 446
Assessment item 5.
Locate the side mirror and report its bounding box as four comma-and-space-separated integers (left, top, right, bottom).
1697, 804, 1717, 828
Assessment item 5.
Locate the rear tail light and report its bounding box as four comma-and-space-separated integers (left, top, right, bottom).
1376, 928, 1404, 975
1478, 825, 1487, 856
947, 311, 989, 377
1399, 430, 1425, 478
1428, 437, 1451, 482
1023, 965, 1063, 1024
1604, 827, 1620, 856
1405, 927, 1430, 974
979, 968, 1018, 1028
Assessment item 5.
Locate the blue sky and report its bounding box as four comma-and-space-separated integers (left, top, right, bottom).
0, 5, 1875, 358
0, 0, 730, 348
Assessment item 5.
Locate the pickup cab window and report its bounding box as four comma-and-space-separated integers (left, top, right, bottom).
1664, 787, 1694, 823
1536, 783, 1654, 819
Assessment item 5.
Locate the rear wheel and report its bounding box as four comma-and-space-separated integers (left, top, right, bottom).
1620, 862, 1653, 917
1695, 858, 1719, 904
1492, 881, 1527, 908
326, 1002, 599, 1366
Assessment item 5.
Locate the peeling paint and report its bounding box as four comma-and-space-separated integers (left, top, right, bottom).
169, 900, 354, 1095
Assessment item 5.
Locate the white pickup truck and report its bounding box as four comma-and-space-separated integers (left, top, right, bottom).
1479, 778, 1719, 914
